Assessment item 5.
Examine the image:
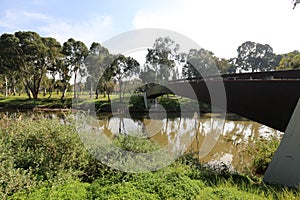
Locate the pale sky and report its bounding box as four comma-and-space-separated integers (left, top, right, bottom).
0, 0, 299, 59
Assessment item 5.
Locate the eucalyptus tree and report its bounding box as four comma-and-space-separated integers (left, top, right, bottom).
14, 31, 51, 99
108, 55, 139, 101
42, 37, 62, 98
234, 41, 281, 73
62, 38, 88, 99
141, 37, 180, 84
0, 33, 22, 96
84, 42, 110, 98
182, 48, 219, 78
95, 55, 115, 99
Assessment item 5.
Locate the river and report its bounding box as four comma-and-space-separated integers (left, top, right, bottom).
89, 113, 283, 173
0, 110, 283, 173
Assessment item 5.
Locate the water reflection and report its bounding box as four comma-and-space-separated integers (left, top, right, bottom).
95, 114, 283, 172
0, 111, 283, 172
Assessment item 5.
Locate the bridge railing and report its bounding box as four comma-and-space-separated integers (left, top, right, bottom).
167, 69, 300, 84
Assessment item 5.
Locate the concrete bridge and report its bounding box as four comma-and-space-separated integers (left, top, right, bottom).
145, 69, 300, 187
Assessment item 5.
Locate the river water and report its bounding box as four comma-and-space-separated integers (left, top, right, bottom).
0, 110, 283, 173
92, 113, 283, 173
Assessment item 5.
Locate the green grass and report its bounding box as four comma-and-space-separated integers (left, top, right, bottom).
0, 93, 119, 111
0, 93, 208, 114
0, 115, 299, 199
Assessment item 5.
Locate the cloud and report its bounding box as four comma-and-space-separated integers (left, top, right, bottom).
0, 9, 114, 47
38, 14, 113, 47
133, 0, 300, 58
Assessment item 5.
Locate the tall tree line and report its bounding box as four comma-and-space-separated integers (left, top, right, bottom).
0, 31, 140, 100
1, 31, 300, 99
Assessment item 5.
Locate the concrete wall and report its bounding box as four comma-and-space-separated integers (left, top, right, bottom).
264, 98, 300, 187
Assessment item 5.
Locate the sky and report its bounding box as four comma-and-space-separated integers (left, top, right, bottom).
0, 0, 300, 59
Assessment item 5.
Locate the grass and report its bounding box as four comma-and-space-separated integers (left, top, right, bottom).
0, 93, 209, 115
0, 93, 118, 111
0, 114, 299, 199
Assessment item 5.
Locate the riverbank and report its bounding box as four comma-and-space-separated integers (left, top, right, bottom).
0, 115, 299, 199
0, 94, 212, 114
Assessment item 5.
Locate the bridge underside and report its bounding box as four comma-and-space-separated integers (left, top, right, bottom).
147, 80, 300, 132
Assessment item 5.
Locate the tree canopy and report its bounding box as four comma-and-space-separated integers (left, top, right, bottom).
1, 31, 300, 99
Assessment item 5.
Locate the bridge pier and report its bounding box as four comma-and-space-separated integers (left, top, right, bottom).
143, 92, 156, 110
263, 98, 300, 187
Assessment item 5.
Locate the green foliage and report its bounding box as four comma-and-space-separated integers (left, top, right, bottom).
88, 164, 205, 200
195, 186, 268, 200
62, 38, 89, 99
234, 41, 281, 72
10, 179, 89, 200
114, 134, 159, 153
183, 48, 219, 78
0, 115, 299, 200
246, 136, 281, 175
88, 182, 159, 200
276, 50, 300, 70
157, 96, 180, 111
1, 118, 84, 176
141, 37, 181, 84
108, 55, 140, 102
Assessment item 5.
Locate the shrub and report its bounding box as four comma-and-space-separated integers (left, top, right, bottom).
10, 179, 89, 200
247, 136, 281, 175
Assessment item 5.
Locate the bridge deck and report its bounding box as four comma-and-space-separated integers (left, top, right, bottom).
146, 73, 300, 132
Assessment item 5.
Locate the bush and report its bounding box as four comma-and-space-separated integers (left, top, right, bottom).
0, 116, 97, 198
10, 179, 89, 200
0, 117, 91, 180
88, 164, 205, 200
247, 136, 281, 175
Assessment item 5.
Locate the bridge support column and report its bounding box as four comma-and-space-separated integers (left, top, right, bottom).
143, 92, 148, 110
143, 92, 156, 110
263, 98, 300, 187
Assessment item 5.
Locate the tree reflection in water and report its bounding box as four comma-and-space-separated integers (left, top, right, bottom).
95, 113, 283, 173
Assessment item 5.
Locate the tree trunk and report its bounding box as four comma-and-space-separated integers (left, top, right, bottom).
107, 91, 111, 102
95, 89, 99, 99
24, 84, 31, 99
61, 87, 67, 100
4, 76, 8, 97
33, 92, 38, 99
119, 80, 122, 102
13, 86, 16, 96
89, 82, 93, 99
73, 71, 77, 99
11, 78, 17, 96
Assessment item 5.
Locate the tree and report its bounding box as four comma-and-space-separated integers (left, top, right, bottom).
42, 37, 62, 98
15, 31, 50, 99
62, 38, 88, 99
276, 51, 300, 70
108, 55, 139, 102
84, 42, 110, 98
215, 57, 234, 74
142, 37, 180, 84
139, 64, 156, 83
0, 33, 22, 96
182, 48, 219, 78
57, 59, 71, 99
233, 41, 281, 73
103, 80, 115, 101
